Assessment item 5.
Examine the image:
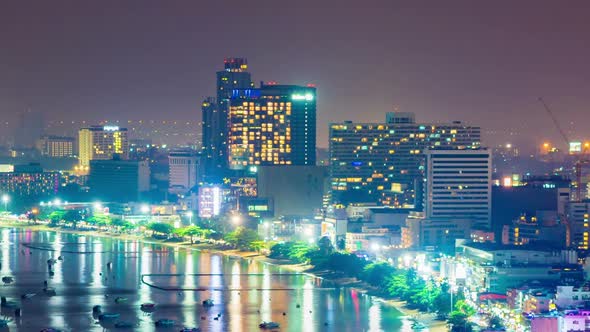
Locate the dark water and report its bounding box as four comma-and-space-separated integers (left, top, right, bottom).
0, 228, 412, 331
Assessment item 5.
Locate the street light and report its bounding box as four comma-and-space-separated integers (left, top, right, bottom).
140, 204, 150, 214
231, 214, 241, 225
2, 194, 9, 211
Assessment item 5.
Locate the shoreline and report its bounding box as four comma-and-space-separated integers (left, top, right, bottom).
0, 222, 447, 331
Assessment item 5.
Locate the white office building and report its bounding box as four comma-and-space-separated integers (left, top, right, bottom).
424, 148, 492, 230
168, 149, 199, 195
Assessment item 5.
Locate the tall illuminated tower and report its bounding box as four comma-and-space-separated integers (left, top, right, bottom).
227, 83, 316, 169
201, 58, 253, 176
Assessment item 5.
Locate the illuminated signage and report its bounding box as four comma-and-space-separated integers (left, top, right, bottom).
103, 126, 120, 131
570, 141, 582, 154
291, 93, 314, 101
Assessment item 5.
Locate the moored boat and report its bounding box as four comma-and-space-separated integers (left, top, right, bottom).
98, 312, 121, 320
21, 293, 36, 299
202, 299, 214, 307
114, 296, 128, 303
155, 319, 175, 327
259, 321, 280, 329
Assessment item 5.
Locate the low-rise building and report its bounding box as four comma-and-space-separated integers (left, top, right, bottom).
0, 163, 60, 207
322, 207, 348, 247
555, 285, 590, 309
523, 290, 554, 314
345, 226, 401, 252
443, 242, 581, 293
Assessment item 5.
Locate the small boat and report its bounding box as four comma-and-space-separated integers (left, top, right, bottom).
0, 299, 18, 308
98, 313, 121, 320
411, 322, 427, 330
47, 259, 57, 264
155, 319, 175, 327
40, 329, 62, 332
141, 302, 156, 309
259, 321, 280, 329
1, 276, 13, 285
115, 296, 128, 303
202, 299, 214, 307
20, 293, 36, 299
44, 287, 57, 296
180, 328, 201, 332
92, 305, 102, 313
114, 321, 135, 328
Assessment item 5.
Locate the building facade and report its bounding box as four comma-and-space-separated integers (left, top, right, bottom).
79, 126, 129, 167
567, 202, 590, 250
88, 159, 149, 202
168, 149, 198, 195
329, 113, 480, 207
201, 58, 254, 176
36, 135, 75, 157
0, 164, 60, 206
227, 83, 316, 169
424, 148, 492, 230
256, 166, 328, 217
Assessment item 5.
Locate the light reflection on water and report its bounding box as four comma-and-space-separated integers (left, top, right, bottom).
0, 229, 406, 331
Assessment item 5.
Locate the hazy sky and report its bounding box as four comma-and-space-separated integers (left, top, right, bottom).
1, 1, 589, 149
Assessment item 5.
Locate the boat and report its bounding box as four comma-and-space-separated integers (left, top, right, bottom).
98, 313, 121, 320
1, 276, 13, 285
115, 296, 128, 303
20, 293, 36, 299
40, 329, 62, 332
180, 328, 201, 332
202, 299, 214, 307
114, 321, 135, 328
155, 319, 175, 327
411, 322, 427, 330
259, 321, 280, 329
43, 287, 57, 296
141, 302, 156, 310
92, 305, 102, 313
0, 299, 18, 308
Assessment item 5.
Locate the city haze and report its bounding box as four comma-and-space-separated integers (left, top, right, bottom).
1, 1, 590, 150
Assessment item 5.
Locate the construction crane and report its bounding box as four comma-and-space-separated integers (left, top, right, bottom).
539, 97, 589, 201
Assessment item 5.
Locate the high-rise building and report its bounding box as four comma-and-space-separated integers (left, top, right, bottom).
36, 135, 75, 158
88, 158, 150, 202
227, 83, 316, 169
168, 149, 199, 195
567, 202, 590, 250
329, 113, 481, 207
201, 58, 253, 176
14, 109, 44, 148
78, 126, 129, 167
424, 148, 492, 230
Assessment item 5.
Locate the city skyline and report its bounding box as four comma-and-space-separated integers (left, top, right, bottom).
1, 1, 590, 150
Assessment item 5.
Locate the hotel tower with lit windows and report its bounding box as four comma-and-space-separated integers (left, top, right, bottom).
227, 83, 316, 169
78, 126, 129, 168
329, 113, 480, 208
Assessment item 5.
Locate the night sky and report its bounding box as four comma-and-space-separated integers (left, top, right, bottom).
1, 1, 589, 149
